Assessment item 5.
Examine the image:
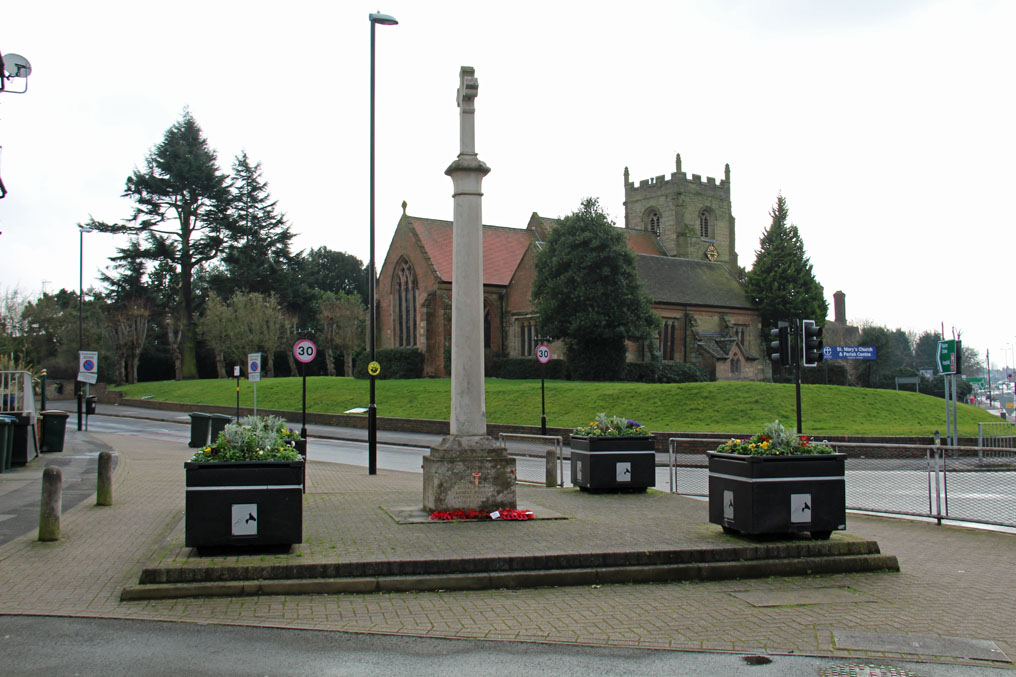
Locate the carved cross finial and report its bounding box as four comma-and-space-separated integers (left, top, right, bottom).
457, 66, 478, 112
401, 200, 408, 215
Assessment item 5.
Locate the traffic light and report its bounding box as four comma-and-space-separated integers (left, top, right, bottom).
769, 324, 790, 367
802, 319, 824, 367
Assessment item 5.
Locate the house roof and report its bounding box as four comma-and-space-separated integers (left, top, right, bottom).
635, 255, 754, 309
407, 216, 534, 286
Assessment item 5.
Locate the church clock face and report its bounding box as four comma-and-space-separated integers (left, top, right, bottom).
705, 244, 718, 262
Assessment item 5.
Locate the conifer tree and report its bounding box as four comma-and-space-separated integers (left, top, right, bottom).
745, 194, 828, 338
85, 109, 230, 379
207, 152, 296, 299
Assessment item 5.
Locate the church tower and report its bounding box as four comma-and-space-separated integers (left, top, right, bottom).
623, 154, 737, 269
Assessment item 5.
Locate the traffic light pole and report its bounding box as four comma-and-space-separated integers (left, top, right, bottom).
794, 322, 803, 435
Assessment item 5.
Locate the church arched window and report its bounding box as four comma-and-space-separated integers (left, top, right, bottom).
394, 259, 417, 347
484, 307, 492, 349
646, 209, 661, 237
699, 209, 712, 239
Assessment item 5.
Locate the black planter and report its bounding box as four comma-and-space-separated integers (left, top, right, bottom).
570, 436, 655, 491
185, 460, 304, 550
707, 451, 846, 539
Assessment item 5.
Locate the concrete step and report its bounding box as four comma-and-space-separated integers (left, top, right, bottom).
122, 539, 899, 601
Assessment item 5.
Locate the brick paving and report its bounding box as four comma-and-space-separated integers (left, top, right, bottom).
0, 429, 1014, 669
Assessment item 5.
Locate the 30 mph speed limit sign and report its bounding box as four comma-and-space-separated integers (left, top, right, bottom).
293, 339, 317, 364
536, 344, 551, 364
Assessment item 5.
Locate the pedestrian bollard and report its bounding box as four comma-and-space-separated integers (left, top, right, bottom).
39, 465, 62, 541
97, 451, 113, 506
545, 449, 558, 488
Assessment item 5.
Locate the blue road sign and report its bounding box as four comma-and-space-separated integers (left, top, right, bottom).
823, 345, 877, 360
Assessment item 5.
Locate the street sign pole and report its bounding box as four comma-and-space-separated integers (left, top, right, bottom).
535, 340, 551, 435
946, 372, 955, 445
234, 365, 240, 421
292, 339, 317, 445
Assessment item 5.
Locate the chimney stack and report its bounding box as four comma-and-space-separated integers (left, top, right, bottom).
833, 291, 846, 324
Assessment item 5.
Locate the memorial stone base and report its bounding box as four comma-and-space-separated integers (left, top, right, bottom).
422, 435, 517, 512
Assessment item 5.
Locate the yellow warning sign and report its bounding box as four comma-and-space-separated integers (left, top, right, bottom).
367, 361, 381, 376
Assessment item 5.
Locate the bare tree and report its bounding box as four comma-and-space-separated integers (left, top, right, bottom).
318, 292, 364, 377
225, 292, 287, 377
105, 301, 150, 385
165, 313, 184, 381
198, 296, 232, 378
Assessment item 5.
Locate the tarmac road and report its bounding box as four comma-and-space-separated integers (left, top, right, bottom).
1, 616, 1010, 677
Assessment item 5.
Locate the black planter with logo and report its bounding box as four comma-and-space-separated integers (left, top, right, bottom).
707, 451, 846, 539
569, 436, 656, 491
185, 460, 304, 550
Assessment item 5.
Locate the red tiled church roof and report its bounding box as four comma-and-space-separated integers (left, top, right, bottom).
624, 230, 666, 255
408, 215, 663, 285
408, 217, 534, 286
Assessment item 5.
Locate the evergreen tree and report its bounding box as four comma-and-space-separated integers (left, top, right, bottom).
532, 198, 659, 380
745, 193, 829, 343
85, 109, 230, 379
207, 152, 296, 299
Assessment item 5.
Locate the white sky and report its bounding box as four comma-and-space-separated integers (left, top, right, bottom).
1, 1, 1014, 367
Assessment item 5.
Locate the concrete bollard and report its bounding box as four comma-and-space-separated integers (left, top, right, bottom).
38, 465, 62, 541
97, 450, 113, 506
545, 449, 558, 488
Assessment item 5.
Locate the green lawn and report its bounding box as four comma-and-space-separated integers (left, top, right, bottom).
112, 377, 998, 437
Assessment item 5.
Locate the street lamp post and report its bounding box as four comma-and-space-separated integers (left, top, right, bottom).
77, 224, 93, 431
368, 11, 398, 475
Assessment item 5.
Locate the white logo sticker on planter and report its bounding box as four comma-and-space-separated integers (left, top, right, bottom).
791, 493, 812, 523
723, 490, 734, 520
616, 462, 631, 482
232, 503, 258, 536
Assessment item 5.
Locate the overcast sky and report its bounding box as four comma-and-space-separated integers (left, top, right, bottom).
1, 1, 1014, 367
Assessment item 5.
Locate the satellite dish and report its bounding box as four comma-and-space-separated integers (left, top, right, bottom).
1, 53, 32, 94
2, 53, 32, 79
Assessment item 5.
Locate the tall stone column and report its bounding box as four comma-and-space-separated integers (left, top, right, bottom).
422, 67, 516, 512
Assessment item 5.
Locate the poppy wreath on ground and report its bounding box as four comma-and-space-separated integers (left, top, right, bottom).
428, 508, 535, 521
429, 509, 490, 521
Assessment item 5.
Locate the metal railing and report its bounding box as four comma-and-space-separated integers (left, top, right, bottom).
0, 370, 37, 423
978, 421, 1016, 454
498, 433, 564, 487
666, 438, 1016, 529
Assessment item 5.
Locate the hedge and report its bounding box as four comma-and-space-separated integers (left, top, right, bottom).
352, 348, 424, 379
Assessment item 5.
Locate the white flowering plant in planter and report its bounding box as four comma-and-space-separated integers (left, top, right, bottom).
571, 412, 650, 438
189, 415, 301, 462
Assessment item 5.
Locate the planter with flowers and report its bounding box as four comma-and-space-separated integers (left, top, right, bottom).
185, 415, 304, 551
708, 420, 845, 539
569, 413, 656, 492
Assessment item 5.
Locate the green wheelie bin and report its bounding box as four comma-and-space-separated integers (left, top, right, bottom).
207, 413, 234, 444
188, 412, 212, 448
0, 415, 14, 472
40, 410, 70, 452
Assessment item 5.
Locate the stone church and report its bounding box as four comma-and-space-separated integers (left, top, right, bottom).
376, 154, 763, 381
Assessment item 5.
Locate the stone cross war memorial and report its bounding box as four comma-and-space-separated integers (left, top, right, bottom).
421, 67, 517, 513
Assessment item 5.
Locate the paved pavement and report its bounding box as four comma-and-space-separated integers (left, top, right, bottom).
1, 404, 1015, 672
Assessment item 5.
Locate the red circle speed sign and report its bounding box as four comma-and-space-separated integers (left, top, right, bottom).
293, 339, 317, 364
536, 344, 551, 364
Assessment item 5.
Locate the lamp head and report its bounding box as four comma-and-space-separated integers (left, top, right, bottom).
369, 11, 398, 25
78, 225, 94, 233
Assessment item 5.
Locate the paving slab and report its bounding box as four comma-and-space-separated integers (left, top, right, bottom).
834, 631, 1010, 663
0, 427, 1014, 669
731, 587, 879, 607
